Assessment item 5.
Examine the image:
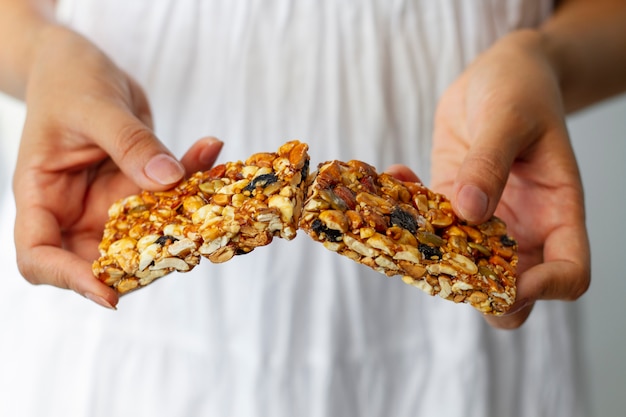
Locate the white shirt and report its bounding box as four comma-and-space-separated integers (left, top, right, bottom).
0, 1, 587, 416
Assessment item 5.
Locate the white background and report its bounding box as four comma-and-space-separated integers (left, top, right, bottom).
1, 92, 626, 416
568, 93, 626, 417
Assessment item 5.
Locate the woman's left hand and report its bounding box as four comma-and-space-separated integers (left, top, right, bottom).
430, 30, 590, 329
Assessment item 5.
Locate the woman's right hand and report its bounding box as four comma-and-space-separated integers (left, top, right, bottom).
12, 25, 222, 309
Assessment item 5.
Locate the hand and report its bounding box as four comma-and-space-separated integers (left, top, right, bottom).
430, 30, 590, 329
12, 25, 223, 309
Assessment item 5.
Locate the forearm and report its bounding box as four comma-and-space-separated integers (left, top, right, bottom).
0, 0, 57, 99
541, 0, 626, 112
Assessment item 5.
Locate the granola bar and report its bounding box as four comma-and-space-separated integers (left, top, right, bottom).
93, 141, 518, 315
93, 141, 310, 294
299, 160, 518, 315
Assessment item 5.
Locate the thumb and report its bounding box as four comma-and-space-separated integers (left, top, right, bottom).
452, 124, 523, 224
96, 105, 184, 190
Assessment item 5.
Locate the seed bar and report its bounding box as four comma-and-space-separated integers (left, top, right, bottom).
299, 160, 518, 315
93, 141, 310, 294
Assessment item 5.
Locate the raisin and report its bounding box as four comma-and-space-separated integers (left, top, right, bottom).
244, 173, 279, 193
500, 235, 516, 247
390, 207, 418, 234
235, 248, 252, 256
311, 218, 343, 242
301, 158, 310, 180
155, 235, 179, 246
419, 243, 442, 260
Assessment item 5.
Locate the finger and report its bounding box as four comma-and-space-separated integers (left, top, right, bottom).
14, 208, 119, 309
93, 104, 184, 190
22, 247, 118, 309
127, 76, 154, 130
484, 259, 587, 329
452, 137, 519, 224
451, 104, 545, 224
179, 137, 224, 175
384, 164, 423, 183
516, 256, 590, 304
484, 302, 534, 330
486, 222, 590, 329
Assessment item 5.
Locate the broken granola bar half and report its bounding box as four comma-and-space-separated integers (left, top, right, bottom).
299, 159, 518, 315
93, 140, 310, 294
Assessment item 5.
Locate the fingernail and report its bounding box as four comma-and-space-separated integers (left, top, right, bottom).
503, 298, 531, 316
85, 292, 117, 310
199, 138, 223, 165
457, 184, 488, 223
145, 154, 185, 185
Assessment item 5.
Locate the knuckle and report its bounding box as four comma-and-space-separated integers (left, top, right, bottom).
15, 254, 41, 286
465, 150, 509, 189
114, 122, 156, 164
16, 250, 74, 291
567, 272, 591, 301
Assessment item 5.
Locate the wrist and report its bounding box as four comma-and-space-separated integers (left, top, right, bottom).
0, 3, 58, 99
539, 2, 626, 112
489, 28, 565, 108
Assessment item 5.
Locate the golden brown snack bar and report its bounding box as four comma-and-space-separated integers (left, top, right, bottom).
94, 141, 518, 315
299, 159, 518, 315
93, 141, 310, 294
